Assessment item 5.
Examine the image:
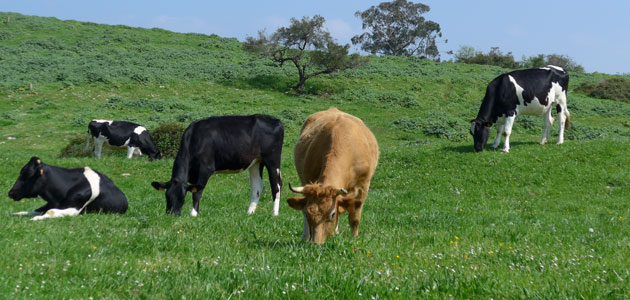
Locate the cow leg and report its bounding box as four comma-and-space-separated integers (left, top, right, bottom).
541, 108, 554, 145
348, 186, 370, 238
502, 115, 516, 153
126, 146, 136, 159
31, 208, 81, 221
349, 206, 363, 238
190, 190, 203, 217
247, 161, 264, 215
302, 211, 310, 241
556, 96, 569, 145
13, 203, 53, 216
190, 168, 213, 217
491, 117, 505, 149
93, 136, 105, 159
263, 159, 282, 216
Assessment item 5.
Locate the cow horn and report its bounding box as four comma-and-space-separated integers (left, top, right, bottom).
337, 188, 348, 196
289, 183, 304, 194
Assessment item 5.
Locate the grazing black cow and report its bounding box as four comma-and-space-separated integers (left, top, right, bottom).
8, 157, 128, 220
471, 65, 570, 152
151, 114, 284, 217
87, 120, 161, 160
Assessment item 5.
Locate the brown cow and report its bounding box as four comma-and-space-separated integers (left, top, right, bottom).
287, 107, 379, 244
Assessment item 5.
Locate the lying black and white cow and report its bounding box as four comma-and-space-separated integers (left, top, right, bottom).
471, 65, 571, 152
151, 114, 284, 217
8, 157, 128, 220
87, 120, 161, 160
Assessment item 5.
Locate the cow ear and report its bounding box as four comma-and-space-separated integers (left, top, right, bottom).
151, 181, 169, 191
339, 197, 362, 211
186, 184, 202, 193
287, 197, 306, 210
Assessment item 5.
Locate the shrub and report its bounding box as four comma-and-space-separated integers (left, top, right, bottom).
392, 116, 422, 132
60, 134, 92, 158
455, 46, 519, 69
576, 77, 630, 102
421, 112, 468, 141
378, 91, 419, 108
151, 123, 186, 158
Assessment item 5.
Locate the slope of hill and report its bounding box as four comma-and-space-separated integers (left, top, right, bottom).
1, 12, 630, 299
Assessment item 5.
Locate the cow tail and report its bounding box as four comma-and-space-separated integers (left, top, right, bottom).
85, 128, 92, 151
564, 104, 571, 130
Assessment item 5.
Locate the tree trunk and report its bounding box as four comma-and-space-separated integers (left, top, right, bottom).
295, 63, 306, 91
295, 79, 306, 91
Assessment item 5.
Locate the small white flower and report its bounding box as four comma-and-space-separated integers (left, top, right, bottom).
589, 228, 594, 233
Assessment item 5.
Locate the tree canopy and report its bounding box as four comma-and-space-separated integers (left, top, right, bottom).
351, 0, 443, 60
244, 15, 364, 91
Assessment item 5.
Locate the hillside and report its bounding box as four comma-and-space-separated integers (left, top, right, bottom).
1, 12, 630, 299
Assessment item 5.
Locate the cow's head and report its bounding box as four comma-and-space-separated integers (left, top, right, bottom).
8, 157, 47, 201
151, 180, 199, 215
287, 183, 359, 244
470, 119, 492, 152
138, 133, 162, 161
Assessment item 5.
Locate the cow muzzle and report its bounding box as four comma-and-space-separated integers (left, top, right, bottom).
8, 189, 20, 201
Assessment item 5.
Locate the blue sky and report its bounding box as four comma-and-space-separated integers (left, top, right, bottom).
3, 0, 629, 74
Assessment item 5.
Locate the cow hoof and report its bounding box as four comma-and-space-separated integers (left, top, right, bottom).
556, 141, 564, 145
247, 208, 256, 215
501, 149, 510, 153
540, 140, 548, 145
190, 209, 198, 217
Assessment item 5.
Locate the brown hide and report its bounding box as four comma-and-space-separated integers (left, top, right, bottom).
291, 107, 379, 243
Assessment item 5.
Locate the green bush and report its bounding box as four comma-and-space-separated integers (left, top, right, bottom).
576, 77, 630, 102
59, 134, 91, 158
392, 116, 422, 132
151, 123, 186, 158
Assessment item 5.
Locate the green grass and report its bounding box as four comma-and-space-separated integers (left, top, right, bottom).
1, 12, 630, 299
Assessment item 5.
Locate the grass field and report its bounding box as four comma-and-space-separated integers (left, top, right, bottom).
1, 12, 630, 299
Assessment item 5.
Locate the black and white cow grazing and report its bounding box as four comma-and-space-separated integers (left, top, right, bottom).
87, 120, 162, 160
151, 114, 284, 217
8, 157, 128, 220
471, 65, 571, 152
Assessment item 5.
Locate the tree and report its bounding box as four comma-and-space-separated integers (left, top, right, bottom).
544, 54, 585, 73
454, 46, 519, 69
244, 15, 364, 91
351, 0, 443, 60
521, 53, 585, 72
454, 46, 480, 62
521, 54, 546, 69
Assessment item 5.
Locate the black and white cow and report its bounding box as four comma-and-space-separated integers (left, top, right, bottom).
471, 65, 571, 152
151, 114, 284, 217
8, 157, 128, 220
87, 120, 161, 160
